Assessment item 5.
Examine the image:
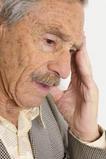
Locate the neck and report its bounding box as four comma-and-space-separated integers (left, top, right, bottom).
0, 97, 20, 127
0, 78, 21, 127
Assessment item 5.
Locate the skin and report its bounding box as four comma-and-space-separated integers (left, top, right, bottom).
0, 0, 99, 141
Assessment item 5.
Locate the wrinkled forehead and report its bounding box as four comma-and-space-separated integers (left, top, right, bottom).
24, 0, 84, 43
1, 0, 84, 47
28, 0, 84, 24
23, 1, 83, 33
0, 0, 84, 27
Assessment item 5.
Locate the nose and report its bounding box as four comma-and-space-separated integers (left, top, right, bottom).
47, 51, 71, 79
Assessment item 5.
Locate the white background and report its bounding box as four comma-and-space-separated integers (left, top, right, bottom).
85, 0, 106, 128
60, 0, 106, 128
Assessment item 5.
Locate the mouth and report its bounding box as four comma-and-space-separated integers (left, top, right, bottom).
35, 81, 51, 92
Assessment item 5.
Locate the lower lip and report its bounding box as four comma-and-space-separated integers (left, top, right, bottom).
35, 81, 50, 92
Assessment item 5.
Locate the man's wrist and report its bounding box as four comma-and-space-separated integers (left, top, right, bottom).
69, 125, 102, 142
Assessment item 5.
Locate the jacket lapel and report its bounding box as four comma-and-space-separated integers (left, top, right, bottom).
29, 118, 54, 159
29, 97, 65, 159
0, 139, 11, 159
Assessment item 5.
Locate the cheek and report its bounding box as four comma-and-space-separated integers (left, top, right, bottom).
16, 36, 54, 68
12, 64, 50, 108
15, 81, 46, 108
0, 38, 30, 69
0, 31, 55, 98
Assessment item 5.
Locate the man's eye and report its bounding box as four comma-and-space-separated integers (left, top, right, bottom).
40, 34, 62, 53
46, 38, 56, 46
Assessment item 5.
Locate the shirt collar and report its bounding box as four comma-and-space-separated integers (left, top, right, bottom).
0, 105, 45, 134
23, 105, 45, 128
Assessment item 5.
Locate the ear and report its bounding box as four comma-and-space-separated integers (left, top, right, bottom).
0, 15, 6, 40
0, 0, 4, 40
0, 21, 6, 40
0, 22, 5, 40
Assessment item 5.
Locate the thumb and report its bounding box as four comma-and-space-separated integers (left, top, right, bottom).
49, 86, 63, 102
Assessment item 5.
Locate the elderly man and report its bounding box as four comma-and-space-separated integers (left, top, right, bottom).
0, 0, 106, 159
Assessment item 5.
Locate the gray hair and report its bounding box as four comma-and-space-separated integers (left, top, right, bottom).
0, 0, 87, 25
0, 0, 37, 25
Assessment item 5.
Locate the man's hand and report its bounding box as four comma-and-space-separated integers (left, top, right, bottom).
50, 42, 100, 142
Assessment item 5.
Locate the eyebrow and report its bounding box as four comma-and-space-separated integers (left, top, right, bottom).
44, 26, 71, 42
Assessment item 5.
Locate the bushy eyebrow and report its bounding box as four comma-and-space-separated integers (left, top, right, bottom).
32, 22, 83, 51
44, 26, 71, 42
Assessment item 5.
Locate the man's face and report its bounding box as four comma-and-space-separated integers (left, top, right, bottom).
0, 0, 84, 108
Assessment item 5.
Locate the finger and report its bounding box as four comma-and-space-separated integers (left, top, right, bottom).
49, 86, 64, 102
75, 42, 93, 87
71, 52, 78, 75
68, 52, 80, 88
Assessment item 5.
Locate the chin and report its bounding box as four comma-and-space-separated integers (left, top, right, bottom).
12, 80, 50, 108
16, 93, 45, 108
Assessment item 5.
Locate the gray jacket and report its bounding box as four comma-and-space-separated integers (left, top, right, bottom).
0, 94, 106, 159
